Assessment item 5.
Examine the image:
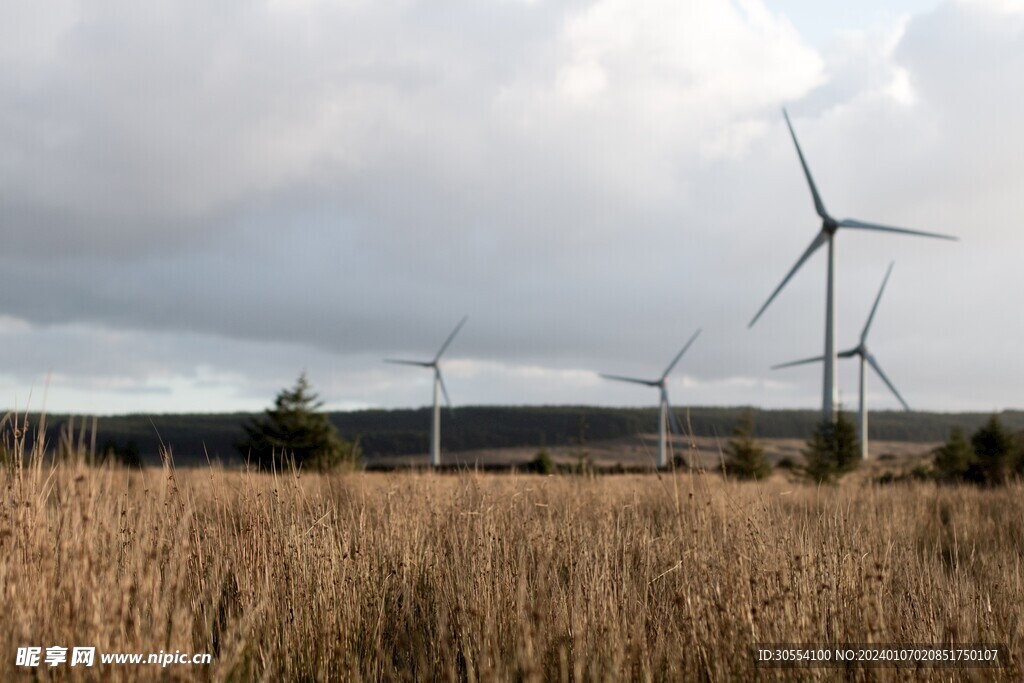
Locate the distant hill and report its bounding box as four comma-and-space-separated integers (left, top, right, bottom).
14, 406, 1024, 467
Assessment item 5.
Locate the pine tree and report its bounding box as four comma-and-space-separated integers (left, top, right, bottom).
1014, 433, 1024, 479
970, 414, 1013, 485
237, 374, 359, 471
802, 409, 859, 484
725, 410, 771, 480
932, 427, 974, 482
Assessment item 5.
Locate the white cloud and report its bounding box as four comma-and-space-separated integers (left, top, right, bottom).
554, 0, 823, 136
958, 0, 1024, 15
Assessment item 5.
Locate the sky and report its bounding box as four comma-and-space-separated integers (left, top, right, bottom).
0, 0, 1021, 416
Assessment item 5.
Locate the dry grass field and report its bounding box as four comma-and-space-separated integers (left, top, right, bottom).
1, 452, 1021, 681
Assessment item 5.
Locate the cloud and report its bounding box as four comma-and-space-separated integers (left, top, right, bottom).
0, 0, 1020, 413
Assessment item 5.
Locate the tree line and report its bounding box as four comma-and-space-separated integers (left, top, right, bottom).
9, 375, 1024, 467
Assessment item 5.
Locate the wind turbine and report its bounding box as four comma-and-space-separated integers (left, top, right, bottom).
773, 263, 909, 460
600, 329, 701, 469
750, 109, 955, 421
385, 316, 467, 467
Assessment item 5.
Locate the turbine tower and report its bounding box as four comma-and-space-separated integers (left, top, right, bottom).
773, 263, 910, 460
385, 316, 467, 467
600, 329, 701, 469
750, 109, 955, 421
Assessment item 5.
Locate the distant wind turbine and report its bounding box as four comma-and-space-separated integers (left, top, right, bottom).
385, 316, 468, 467
600, 329, 701, 469
773, 263, 909, 460
750, 109, 955, 421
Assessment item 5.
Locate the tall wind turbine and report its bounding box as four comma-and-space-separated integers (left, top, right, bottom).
600, 329, 701, 469
385, 316, 467, 467
773, 263, 910, 460
750, 109, 955, 421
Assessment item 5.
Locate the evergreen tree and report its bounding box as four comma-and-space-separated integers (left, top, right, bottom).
237, 374, 359, 471
1013, 433, 1024, 479
99, 440, 143, 468
725, 410, 771, 480
932, 427, 974, 482
802, 410, 859, 484
970, 414, 1013, 485
528, 448, 555, 474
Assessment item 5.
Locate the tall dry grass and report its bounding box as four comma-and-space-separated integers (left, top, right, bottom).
0, 440, 1021, 680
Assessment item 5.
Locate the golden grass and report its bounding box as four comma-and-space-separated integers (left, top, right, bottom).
1, 455, 1021, 681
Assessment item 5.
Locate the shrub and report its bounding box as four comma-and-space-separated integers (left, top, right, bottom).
672, 452, 691, 470
932, 417, 1023, 486
528, 448, 555, 474
724, 410, 771, 480
1015, 433, 1024, 478
776, 456, 798, 471
99, 440, 143, 468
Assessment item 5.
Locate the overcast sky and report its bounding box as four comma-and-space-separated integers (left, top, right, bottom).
1, 0, 1021, 415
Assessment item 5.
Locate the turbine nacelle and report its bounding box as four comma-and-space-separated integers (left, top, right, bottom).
838, 344, 866, 359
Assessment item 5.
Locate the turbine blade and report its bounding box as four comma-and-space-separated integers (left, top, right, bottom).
771, 354, 826, 370
384, 359, 433, 367
437, 369, 452, 408
661, 328, 702, 380
861, 262, 894, 344
837, 218, 958, 241
749, 231, 828, 327
600, 373, 658, 387
866, 354, 911, 411
784, 109, 828, 219
434, 315, 468, 362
